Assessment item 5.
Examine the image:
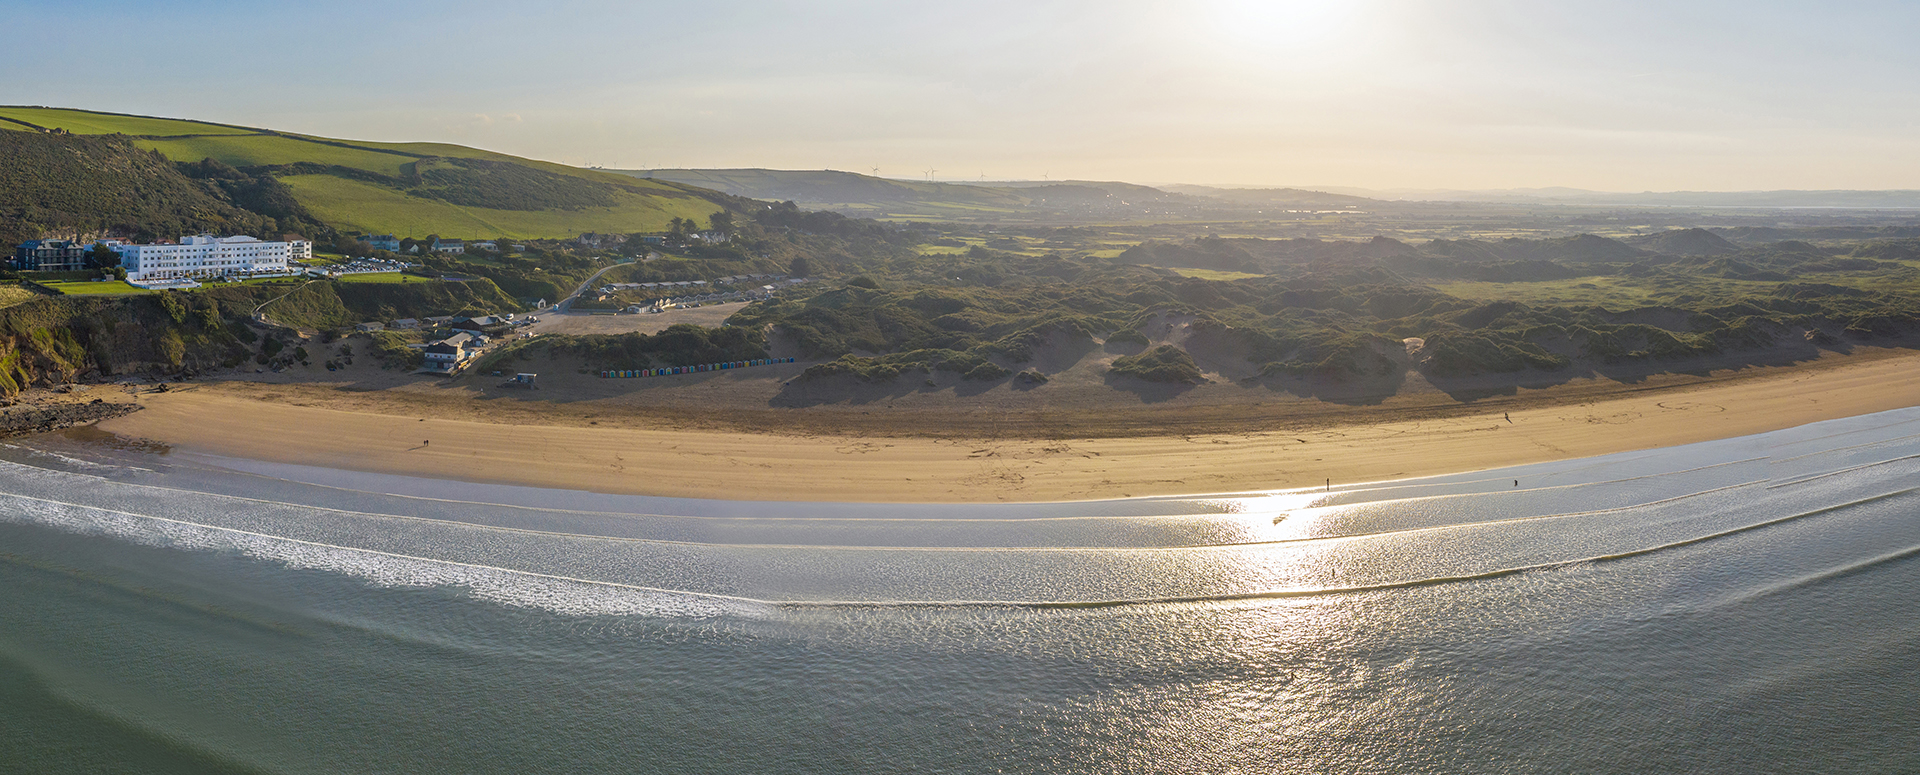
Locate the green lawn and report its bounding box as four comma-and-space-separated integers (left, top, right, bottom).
135, 134, 415, 176
0, 107, 257, 136
280, 174, 719, 239
335, 272, 435, 284
42, 280, 153, 295
1172, 267, 1266, 281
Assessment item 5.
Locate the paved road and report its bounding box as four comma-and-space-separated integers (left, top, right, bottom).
552, 260, 641, 313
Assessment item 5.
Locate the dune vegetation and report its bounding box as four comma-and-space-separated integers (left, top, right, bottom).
706, 231, 1920, 387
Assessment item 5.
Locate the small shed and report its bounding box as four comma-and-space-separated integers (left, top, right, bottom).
355, 322, 385, 333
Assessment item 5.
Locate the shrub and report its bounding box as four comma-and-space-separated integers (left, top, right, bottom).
1109, 345, 1202, 383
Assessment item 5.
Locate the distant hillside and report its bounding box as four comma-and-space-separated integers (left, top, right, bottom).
1623, 228, 1739, 256
623, 168, 1218, 221
0, 130, 280, 246
966, 179, 1177, 201
1329, 184, 1920, 209
625, 169, 1029, 217
1159, 185, 1379, 209
0, 106, 734, 240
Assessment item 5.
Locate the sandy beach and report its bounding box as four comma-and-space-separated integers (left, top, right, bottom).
91, 347, 1920, 502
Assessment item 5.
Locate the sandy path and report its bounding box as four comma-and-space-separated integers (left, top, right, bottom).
96, 351, 1920, 502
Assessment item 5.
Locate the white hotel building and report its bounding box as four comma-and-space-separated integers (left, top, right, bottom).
112, 235, 311, 281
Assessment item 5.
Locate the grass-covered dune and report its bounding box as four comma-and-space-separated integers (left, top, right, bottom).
0, 106, 734, 239
709, 233, 1920, 388
489, 324, 768, 374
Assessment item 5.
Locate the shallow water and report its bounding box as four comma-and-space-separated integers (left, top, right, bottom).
1, 410, 1916, 773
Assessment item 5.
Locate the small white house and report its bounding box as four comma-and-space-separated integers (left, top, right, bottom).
422, 332, 480, 372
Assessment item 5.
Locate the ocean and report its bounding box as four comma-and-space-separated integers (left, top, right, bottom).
1, 408, 1917, 773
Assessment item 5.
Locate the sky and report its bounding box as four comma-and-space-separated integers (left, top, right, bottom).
5, 0, 1918, 191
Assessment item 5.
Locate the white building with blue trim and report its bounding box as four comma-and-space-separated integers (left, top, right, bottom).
112, 235, 311, 281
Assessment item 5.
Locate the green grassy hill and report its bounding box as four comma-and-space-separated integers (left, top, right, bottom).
627, 168, 1385, 222
1158, 185, 1381, 209
0, 130, 280, 246
624, 168, 1032, 219
624, 168, 1240, 221
0, 106, 732, 240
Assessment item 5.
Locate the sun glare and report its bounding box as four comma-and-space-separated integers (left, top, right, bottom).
1202, 0, 1370, 59
1210, 0, 1361, 43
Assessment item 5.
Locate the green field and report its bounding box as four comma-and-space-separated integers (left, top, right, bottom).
135, 134, 415, 176
0, 121, 30, 132
312, 137, 515, 162
1171, 267, 1266, 281
0, 107, 257, 136
335, 272, 435, 284
280, 174, 719, 239
306, 137, 653, 186
42, 280, 153, 295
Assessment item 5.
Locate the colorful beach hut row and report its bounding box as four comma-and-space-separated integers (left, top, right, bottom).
600, 357, 796, 378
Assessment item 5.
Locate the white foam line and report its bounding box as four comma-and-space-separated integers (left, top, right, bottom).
0, 490, 772, 613
0, 462, 1786, 554
775, 489, 1920, 609
3, 478, 1905, 612
170, 456, 1239, 523
1738, 543, 1920, 601
1259, 479, 1773, 546
1764, 454, 1920, 490
1772, 431, 1920, 464
1292, 458, 1768, 513
1765, 414, 1920, 455
1, 444, 155, 475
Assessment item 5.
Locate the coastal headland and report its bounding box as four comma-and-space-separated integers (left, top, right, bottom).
95, 347, 1920, 502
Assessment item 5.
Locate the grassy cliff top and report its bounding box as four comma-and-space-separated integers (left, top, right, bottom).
0, 106, 731, 240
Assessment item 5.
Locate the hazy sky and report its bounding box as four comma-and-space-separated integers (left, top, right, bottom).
6, 0, 1918, 190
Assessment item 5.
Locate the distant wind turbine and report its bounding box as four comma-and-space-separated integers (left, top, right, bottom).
925, 168, 937, 181
871, 166, 880, 177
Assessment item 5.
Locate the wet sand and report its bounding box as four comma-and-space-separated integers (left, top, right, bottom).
95, 349, 1920, 502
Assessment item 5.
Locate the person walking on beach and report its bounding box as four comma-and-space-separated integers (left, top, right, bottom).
1504, 412, 1512, 424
